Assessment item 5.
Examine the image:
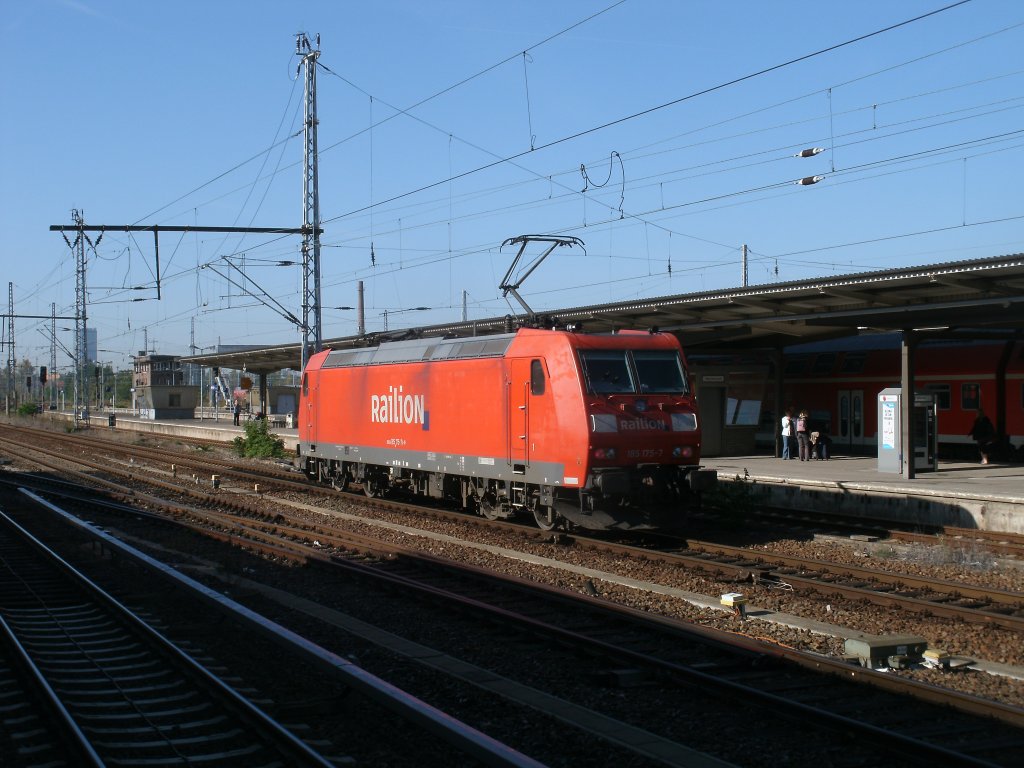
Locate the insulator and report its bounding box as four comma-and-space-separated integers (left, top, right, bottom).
795, 147, 825, 158
796, 175, 824, 186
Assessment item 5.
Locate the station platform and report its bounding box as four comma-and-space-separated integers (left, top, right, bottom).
704, 454, 1024, 535
59, 411, 1024, 535
83, 411, 301, 452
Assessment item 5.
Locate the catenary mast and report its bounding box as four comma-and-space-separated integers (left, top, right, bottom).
298, 33, 322, 372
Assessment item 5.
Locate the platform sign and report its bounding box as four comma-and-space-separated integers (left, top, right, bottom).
877, 388, 902, 474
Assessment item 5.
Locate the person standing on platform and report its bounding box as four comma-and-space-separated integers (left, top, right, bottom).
780, 407, 795, 459
796, 409, 811, 461
968, 408, 995, 464
233, 400, 241, 426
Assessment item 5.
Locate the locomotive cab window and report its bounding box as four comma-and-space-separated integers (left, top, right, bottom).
580, 351, 635, 394
580, 349, 688, 395
302, 373, 308, 396
530, 359, 546, 395
633, 350, 689, 394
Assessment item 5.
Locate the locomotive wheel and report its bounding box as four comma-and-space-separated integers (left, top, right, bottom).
363, 475, 387, 498
533, 506, 560, 531
477, 492, 501, 520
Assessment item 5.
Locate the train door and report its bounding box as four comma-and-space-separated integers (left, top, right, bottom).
837, 389, 864, 454
303, 371, 316, 448
698, 386, 725, 457
508, 359, 532, 473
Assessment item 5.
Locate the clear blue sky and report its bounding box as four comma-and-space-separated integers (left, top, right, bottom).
2, 0, 1021, 370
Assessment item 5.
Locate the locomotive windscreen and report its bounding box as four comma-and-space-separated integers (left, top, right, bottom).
580, 349, 689, 395
633, 350, 689, 394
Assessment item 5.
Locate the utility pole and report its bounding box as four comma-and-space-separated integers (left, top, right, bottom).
357, 280, 365, 336
298, 32, 323, 372
741, 243, 748, 288
189, 316, 196, 385
50, 303, 57, 410
6, 282, 13, 412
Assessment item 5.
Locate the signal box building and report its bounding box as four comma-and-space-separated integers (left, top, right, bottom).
132, 353, 198, 419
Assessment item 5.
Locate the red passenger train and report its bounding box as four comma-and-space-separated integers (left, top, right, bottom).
767, 337, 1024, 458
297, 328, 717, 530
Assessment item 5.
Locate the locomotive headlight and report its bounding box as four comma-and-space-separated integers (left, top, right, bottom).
591, 414, 618, 433
593, 447, 616, 461
671, 412, 697, 431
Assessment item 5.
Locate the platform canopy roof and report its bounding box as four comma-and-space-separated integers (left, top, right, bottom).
183, 253, 1024, 373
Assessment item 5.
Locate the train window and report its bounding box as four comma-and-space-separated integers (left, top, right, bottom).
530, 360, 546, 395
923, 383, 950, 410
580, 350, 635, 394
961, 383, 981, 411
840, 353, 866, 374
784, 358, 808, 376
633, 351, 689, 394
302, 373, 308, 396
812, 354, 836, 375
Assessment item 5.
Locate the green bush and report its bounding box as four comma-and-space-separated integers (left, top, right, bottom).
16, 403, 40, 416
232, 418, 286, 459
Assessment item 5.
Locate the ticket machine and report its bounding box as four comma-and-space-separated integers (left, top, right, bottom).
877, 388, 938, 474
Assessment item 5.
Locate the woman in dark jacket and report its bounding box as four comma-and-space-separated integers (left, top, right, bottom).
968, 409, 996, 464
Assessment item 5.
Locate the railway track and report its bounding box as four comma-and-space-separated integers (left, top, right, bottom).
20, 424, 1024, 565
2, 430, 1024, 729
1, 487, 545, 768
7, 426, 1021, 636
15, 423, 1024, 559
699, 502, 1024, 560
630, 533, 1024, 631
0, 502, 335, 768
9, 470, 1024, 767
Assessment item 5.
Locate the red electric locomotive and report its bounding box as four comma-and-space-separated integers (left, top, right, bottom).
297, 328, 717, 530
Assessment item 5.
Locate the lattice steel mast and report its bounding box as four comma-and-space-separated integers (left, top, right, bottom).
50, 303, 57, 409
297, 32, 322, 371
6, 282, 13, 409
73, 209, 89, 419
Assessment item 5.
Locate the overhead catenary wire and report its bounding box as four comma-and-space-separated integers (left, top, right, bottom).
117, 2, 999, 294
323, 0, 977, 224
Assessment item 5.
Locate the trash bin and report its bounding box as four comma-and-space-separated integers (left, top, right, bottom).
108, 414, 116, 428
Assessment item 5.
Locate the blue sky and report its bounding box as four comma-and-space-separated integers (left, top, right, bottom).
2, 0, 1021, 370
